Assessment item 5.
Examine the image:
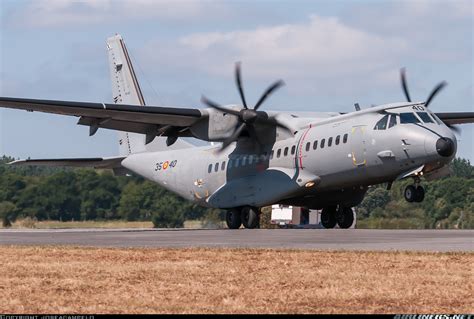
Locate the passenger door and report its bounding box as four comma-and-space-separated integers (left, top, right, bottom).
351, 125, 367, 166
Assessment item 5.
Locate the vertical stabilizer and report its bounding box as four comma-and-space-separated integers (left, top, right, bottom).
107, 34, 146, 155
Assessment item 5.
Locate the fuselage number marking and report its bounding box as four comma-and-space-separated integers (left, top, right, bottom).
155, 160, 177, 171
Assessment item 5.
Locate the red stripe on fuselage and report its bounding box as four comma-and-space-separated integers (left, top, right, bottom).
298, 124, 313, 169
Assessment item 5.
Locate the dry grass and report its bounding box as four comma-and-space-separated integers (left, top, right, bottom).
0, 246, 472, 314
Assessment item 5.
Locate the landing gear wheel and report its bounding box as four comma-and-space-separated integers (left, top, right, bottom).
336, 207, 354, 229
242, 207, 259, 229
414, 186, 425, 202
404, 185, 417, 203
226, 209, 242, 229
321, 206, 337, 229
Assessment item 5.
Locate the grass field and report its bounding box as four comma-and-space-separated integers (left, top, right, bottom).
0, 246, 472, 314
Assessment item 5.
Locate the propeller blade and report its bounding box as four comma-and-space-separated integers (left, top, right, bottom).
400, 68, 412, 102
258, 117, 294, 135
448, 124, 461, 135
425, 81, 447, 107
219, 122, 246, 152
235, 62, 249, 109
247, 124, 261, 145
254, 80, 285, 111
201, 95, 240, 116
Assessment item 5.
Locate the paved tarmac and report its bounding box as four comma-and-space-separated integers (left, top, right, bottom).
0, 228, 472, 252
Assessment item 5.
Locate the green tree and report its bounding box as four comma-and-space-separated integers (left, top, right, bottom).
0, 201, 18, 227
450, 158, 473, 178
151, 196, 185, 228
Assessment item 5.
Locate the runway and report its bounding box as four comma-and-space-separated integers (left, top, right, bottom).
0, 228, 472, 252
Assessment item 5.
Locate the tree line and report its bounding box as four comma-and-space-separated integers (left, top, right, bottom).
0, 156, 222, 227
0, 155, 472, 228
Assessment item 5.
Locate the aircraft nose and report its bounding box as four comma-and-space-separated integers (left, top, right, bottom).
436, 137, 455, 157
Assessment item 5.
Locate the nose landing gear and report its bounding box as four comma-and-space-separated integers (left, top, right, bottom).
404, 176, 425, 203
404, 185, 425, 202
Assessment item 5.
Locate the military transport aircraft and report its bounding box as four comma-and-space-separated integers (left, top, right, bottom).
1, 34, 473, 229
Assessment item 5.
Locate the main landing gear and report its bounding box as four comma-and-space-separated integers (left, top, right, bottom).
404, 176, 425, 203
226, 207, 260, 229
321, 206, 354, 229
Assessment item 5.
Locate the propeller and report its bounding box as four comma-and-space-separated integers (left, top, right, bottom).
400, 68, 460, 134
201, 62, 292, 151
400, 68, 447, 107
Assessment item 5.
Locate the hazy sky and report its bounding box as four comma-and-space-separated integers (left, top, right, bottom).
1, 0, 473, 161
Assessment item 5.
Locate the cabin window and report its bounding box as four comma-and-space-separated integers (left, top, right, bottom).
214, 163, 219, 172
418, 112, 434, 123
374, 114, 389, 130
277, 149, 281, 158
263, 151, 268, 160
313, 140, 318, 150
208, 164, 212, 173
400, 112, 420, 124
291, 145, 296, 155
343, 134, 348, 143
228, 159, 233, 169
335, 135, 340, 145
242, 156, 247, 166
284, 147, 289, 156
221, 161, 226, 171
235, 158, 240, 167
388, 115, 397, 128
270, 150, 274, 159
306, 142, 310, 152
249, 155, 254, 165
321, 139, 325, 148
328, 137, 333, 147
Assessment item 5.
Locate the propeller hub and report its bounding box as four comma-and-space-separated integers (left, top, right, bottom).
240, 109, 258, 124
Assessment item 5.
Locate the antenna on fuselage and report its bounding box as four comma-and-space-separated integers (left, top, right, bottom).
354, 103, 361, 111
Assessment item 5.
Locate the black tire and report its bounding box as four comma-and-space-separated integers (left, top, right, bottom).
414, 186, 425, 202
336, 207, 354, 229
242, 207, 259, 229
321, 206, 337, 229
404, 185, 417, 203
226, 209, 242, 229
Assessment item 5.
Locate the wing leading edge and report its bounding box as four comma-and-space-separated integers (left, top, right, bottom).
0, 96, 206, 139
435, 112, 474, 125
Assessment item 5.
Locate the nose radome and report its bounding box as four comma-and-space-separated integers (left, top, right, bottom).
436, 137, 455, 157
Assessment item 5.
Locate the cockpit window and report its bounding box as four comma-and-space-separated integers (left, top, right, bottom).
374, 114, 389, 130
417, 112, 434, 123
430, 112, 443, 125
388, 114, 397, 128
399, 112, 420, 124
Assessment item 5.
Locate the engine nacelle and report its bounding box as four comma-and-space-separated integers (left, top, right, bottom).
190, 107, 240, 141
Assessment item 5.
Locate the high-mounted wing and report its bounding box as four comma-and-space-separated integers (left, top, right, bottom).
0, 97, 206, 141
8, 156, 125, 168
8, 156, 130, 175
435, 112, 474, 125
